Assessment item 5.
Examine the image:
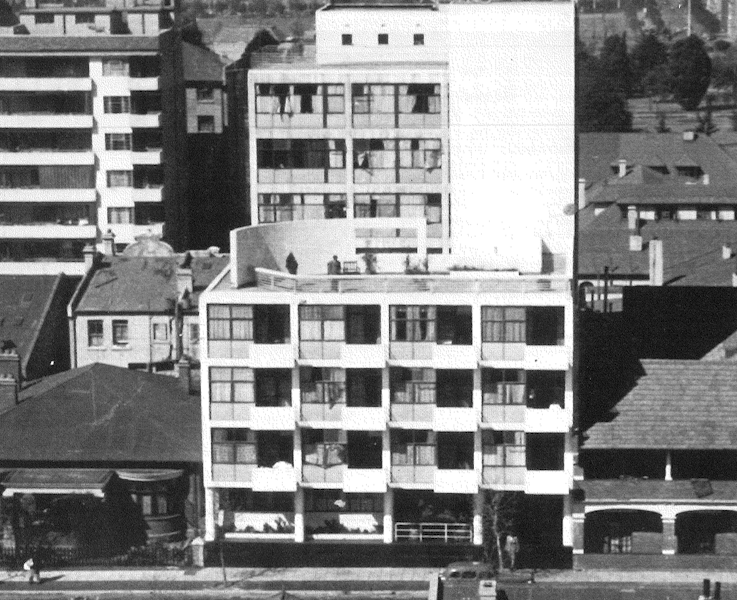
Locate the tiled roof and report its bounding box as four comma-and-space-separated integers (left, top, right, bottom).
182, 41, 224, 82
583, 359, 737, 450
0, 275, 64, 372
579, 479, 737, 502
0, 35, 160, 53
74, 253, 228, 314
578, 204, 737, 285
0, 363, 200, 463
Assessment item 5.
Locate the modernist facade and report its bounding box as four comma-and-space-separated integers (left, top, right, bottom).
200, 0, 575, 549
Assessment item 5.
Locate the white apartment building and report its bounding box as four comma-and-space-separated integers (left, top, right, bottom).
200, 0, 575, 551
0, 0, 173, 275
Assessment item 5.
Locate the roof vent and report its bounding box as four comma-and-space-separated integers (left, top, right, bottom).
683, 131, 697, 142
724, 244, 732, 260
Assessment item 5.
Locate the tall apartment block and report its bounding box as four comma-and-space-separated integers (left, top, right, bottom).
200, 0, 575, 552
0, 0, 226, 274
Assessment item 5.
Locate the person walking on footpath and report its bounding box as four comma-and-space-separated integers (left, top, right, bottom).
504, 533, 519, 571
24, 547, 42, 584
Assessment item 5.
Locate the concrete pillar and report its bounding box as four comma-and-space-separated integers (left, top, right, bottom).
205, 488, 217, 541
662, 516, 677, 555
383, 488, 394, 544
294, 487, 305, 543
665, 451, 672, 481
562, 493, 573, 548
572, 514, 585, 555
473, 492, 484, 546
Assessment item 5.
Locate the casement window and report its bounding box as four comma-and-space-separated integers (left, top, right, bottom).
341, 34, 352, 45
526, 371, 566, 409
390, 368, 435, 404
353, 139, 442, 182
414, 33, 424, 45
399, 84, 440, 115
378, 33, 388, 45
527, 307, 565, 346
391, 430, 435, 466
302, 429, 346, 467
102, 59, 128, 76
107, 170, 132, 188
255, 84, 344, 116
258, 193, 347, 223
305, 489, 383, 512
526, 433, 565, 471
299, 305, 344, 342
103, 96, 130, 114
87, 319, 103, 347
390, 306, 435, 342
152, 322, 168, 341
132, 492, 169, 516
107, 207, 132, 224
481, 307, 525, 343
210, 367, 254, 404
112, 319, 129, 346
482, 369, 525, 405
352, 85, 394, 116
207, 305, 253, 341
436, 306, 472, 345
482, 431, 525, 468
105, 133, 131, 151
211, 429, 256, 465
436, 370, 473, 408
257, 139, 346, 170
346, 369, 382, 407
300, 367, 345, 405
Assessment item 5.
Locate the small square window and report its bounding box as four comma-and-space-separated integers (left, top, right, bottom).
88, 320, 103, 347
378, 33, 388, 45
112, 319, 129, 346
152, 322, 168, 341
75, 13, 94, 23
414, 33, 424, 46
34, 14, 54, 24
197, 115, 215, 133
342, 34, 352, 46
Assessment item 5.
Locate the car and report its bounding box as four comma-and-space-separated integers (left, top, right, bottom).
438, 562, 497, 600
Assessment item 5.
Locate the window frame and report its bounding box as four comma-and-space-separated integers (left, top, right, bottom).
102, 59, 129, 76
413, 33, 424, 45
211, 428, 256, 465
107, 207, 133, 225
87, 319, 103, 347
210, 367, 254, 404
105, 133, 132, 151
106, 170, 133, 188
103, 96, 131, 114
341, 34, 353, 46
112, 319, 129, 346
481, 306, 526, 343
390, 305, 436, 342
378, 33, 388, 45
207, 305, 254, 341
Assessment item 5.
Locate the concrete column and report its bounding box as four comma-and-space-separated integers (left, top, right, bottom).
472, 492, 484, 546
383, 488, 394, 544
572, 514, 585, 555
205, 488, 217, 541
294, 487, 305, 543
562, 493, 573, 548
665, 451, 672, 481
662, 516, 677, 555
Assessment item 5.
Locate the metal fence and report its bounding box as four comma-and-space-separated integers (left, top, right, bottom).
394, 522, 473, 544
0, 542, 191, 568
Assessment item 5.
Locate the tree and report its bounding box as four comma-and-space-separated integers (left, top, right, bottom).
669, 35, 712, 111
643, 63, 673, 99
482, 491, 522, 571
577, 45, 633, 132
0, 0, 18, 26
630, 33, 668, 95
599, 33, 633, 98
710, 48, 737, 101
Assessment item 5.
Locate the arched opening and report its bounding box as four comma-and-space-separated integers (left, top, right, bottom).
584, 510, 662, 554
676, 511, 737, 554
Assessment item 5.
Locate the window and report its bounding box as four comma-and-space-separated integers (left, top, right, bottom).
300, 367, 345, 405
210, 367, 254, 404
219, 490, 293, 513
107, 170, 132, 188
414, 33, 424, 45
354, 193, 441, 235
152, 322, 168, 341
482, 431, 525, 467
255, 369, 291, 407
208, 305, 253, 341
196, 87, 215, 102
253, 305, 290, 343
390, 306, 435, 342
526, 371, 565, 409
103, 96, 130, 114
303, 429, 346, 467
257, 139, 346, 171
399, 84, 441, 115
345, 305, 380, 344
352, 85, 395, 116
299, 305, 345, 342
258, 194, 347, 223
527, 307, 564, 346
211, 429, 256, 464
189, 323, 199, 345
112, 319, 128, 346
676, 165, 704, 181
34, 14, 54, 23
87, 320, 103, 347
75, 13, 94, 23
103, 59, 129, 76
481, 307, 525, 343
197, 115, 215, 133
437, 306, 472, 345
437, 432, 474, 469
391, 430, 435, 466
108, 207, 132, 225
105, 133, 132, 150
482, 369, 525, 405
390, 368, 435, 404
342, 34, 352, 45
378, 33, 388, 45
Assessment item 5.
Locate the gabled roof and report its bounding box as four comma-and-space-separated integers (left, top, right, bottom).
0, 274, 64, 372
583, 359, 737, 450
182, 41, 224, 82
0, 363, 200, 463
578, 204, 737, 285
0, 35, 160, 53
74, 253, 228, 314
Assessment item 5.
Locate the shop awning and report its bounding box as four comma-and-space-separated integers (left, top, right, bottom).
115, 469, 184, 483
1, 469, 113, 498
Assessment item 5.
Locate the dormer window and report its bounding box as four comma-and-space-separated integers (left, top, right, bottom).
378, 33, 388, 45
342, 34, 352, 46
649, 166, 669, 176
676, 165, 704, 181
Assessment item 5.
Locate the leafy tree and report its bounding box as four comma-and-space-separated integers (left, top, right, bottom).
643, 0, 665, 33
643, 63, 673, 99
691, 0, 721, 35
710, 49, 737, 100
669, 35, 712, 111
0, 0, 18, 26
577, 45, 633, 132
600, 33, 633, 98
630, 33, 668, 95
656, 111, 671, 133
482, 491, 522, 571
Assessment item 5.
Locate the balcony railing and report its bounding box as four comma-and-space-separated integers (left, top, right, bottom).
394, 522, 473, 544
255, 268, 570, 295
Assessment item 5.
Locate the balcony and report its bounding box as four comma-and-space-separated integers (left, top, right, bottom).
300, 402, 343, 424
0, 223, 96, 239
339, 344, 385, 368
432, 407, 476, 432
524, 345, 570, 370
256, 113, 345, 130
526, 405, 569, 432
222, 511, 295, 538
251, 466, 297, 492
128, 77, 160, 92
0, 152, 94, 166
390, 403, 433, 424
390, 465, 434, 487
210, 402, 250, 422
394, 522, 473, 544
343, 406, 385, 431
131, 150, 161, 165
481, 342, 525, 362
130, 113, 161, 128
302, 463, 344, 485
389, 341, 433, 361
482, 404, 526, 427
482, 466, 526, 489
434, 469, 477, 494
0, 189, 96, 203
342, 468, 386, 493
0, 79, 92, 93
207, 340, 293, 365
132, 187, 162, 203
249, 406, 295, 430
0, 115, 93, 129
525, 469, 569, 495
212, 463, 253, 483
258, 169, 346, 185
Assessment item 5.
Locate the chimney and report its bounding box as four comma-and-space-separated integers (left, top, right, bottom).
723, 244, 732, 260
177, 357, 191, 394
627, 206, 639, 231
618, 159, 628, 178
82, 243, 97, 272
683, 131, 696, 142
649, 238, 664, 286
177, 252, 193, 297
629, 234, 643, 251
207, 246, 220, 256
102, 229, 116, 256
703, 173, 710, 185
577, 178, 587, 211
0, 374, 18, 414
0, 347, 21, 383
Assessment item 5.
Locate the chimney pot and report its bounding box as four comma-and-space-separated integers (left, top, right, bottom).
177, 357, 191, 394
683, 131, 697, 142
649, 238, 664, 286
627, 206, 639, 231
629, 234, 643, 252
703, 173, 710, 185
723, 244, 732, 260
618, 159, 628, 178
82, 244, 97, 272
102, 229, 116, 256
